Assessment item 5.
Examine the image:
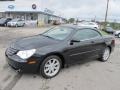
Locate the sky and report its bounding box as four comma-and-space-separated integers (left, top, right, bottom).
41, 0, 120, 22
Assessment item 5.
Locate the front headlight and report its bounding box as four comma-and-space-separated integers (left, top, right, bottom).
115, 31, 120, 35
17, 49, 36, 59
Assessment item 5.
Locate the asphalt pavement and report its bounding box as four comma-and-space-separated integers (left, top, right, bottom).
0, 27, 120, 90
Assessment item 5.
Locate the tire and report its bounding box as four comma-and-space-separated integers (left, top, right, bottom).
118, 33, 120, 38
99, 47, 111, 62
15, 24, 18, 27
4, 24, 7, 27
40, 55, 62, 79
22, 23, 25, 27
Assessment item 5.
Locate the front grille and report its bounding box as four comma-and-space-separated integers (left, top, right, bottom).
7, 47, 18, 56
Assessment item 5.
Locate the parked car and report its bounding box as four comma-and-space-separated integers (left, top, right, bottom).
105, 27, 115, 34
78, 22, 99, 29
0, 18, 12, 26
7, 19, 25, 27
73, 22, 77, 25
114, 30, 120, 38
53, 20, 60, 25
0, 17, 3, 19
5, 25, 115, 78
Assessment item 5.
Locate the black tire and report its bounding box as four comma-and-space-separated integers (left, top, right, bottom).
22, 23, 25, 27
40, 55, 62, 79
118, 33, 120, 38
4, 24, 7, 27
15, 24, 18, 27
99, 47, 111, 62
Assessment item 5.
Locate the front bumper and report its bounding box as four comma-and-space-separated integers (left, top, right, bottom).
7, 23, 16, 27
6, 54, 41, 73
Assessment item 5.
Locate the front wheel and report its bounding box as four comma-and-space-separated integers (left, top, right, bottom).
99, 47, 111, 62
15, 24, 18, 27
40, 55, 62, 79
4, 24, 7, 27
22, 23, 25, 27
118, 33, 120, 38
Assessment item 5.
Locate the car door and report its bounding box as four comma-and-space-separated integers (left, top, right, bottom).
19, 20, 22, 26
18, 20, 22, 26
65, 29, 105, 64
20, 20, 25, 26
6, 19, 11, 24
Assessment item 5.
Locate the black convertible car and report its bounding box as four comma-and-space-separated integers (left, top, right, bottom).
5, 25, 115, 78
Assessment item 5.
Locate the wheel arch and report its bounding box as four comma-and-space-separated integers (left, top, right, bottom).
38, 52, 66, 70
45, 52, 65, 68
107, 45, 112, 53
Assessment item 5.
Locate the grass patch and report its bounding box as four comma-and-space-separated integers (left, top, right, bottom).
99, 30, 108, 36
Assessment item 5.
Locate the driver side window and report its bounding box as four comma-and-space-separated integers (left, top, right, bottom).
73, 29, 101, 41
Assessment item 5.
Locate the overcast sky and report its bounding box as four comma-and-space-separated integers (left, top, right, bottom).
41, 0, 120, 21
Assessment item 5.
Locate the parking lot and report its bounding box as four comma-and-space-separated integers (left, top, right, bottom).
0, 27, 120, 90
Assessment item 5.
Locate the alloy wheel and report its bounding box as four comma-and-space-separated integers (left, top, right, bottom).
44, 58, 60, 77
103, 47, 110, 61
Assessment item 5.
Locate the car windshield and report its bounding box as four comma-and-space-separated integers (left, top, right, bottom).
42, 27, 73, 40
11, 19, 19, 22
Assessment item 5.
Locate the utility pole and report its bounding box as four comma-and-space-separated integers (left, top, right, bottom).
104, 0, 110, 29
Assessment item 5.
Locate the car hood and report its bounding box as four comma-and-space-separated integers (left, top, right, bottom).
12, 35, 59, 50
8, 21, 17, 23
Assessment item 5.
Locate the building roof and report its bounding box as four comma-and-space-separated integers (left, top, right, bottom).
61, 24, 97, 30
5, 11, 66, 20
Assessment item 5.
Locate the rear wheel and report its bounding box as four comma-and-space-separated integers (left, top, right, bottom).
40, 55, 62, 79
99, 47, 110, 62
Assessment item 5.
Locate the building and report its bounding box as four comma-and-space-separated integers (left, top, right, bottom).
0, 0, 66, 26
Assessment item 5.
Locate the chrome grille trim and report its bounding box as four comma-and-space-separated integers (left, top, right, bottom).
7, 47, 18, 56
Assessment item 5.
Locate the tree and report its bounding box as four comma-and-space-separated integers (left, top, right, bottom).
68, 18, 75, 23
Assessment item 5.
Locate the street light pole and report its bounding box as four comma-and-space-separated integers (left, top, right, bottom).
104, 0, 110, 29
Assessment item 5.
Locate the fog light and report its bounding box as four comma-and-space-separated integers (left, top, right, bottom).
28, 61, 37, 64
